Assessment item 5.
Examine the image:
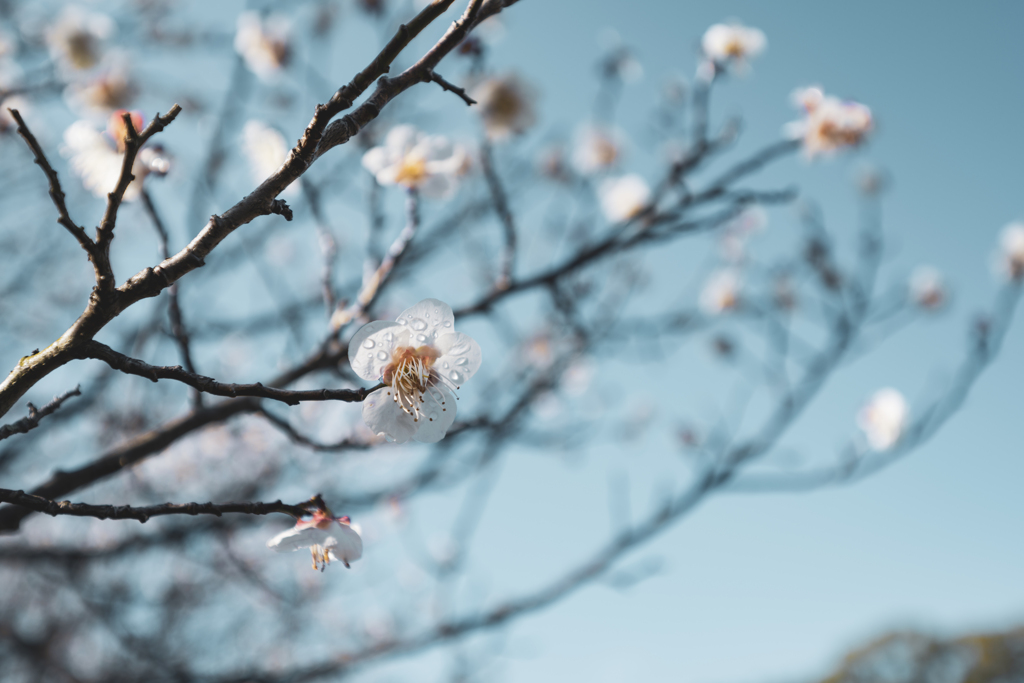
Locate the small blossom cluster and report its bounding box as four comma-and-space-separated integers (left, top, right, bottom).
787, 86, 873, 157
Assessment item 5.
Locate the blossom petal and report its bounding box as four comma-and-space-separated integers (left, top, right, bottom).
326, 522, 363, 563
384, 124, 419, 155
395, 298, 455, 344
266, 525, 334, 552
362, 387, 417, 443
434, 332, 482, 385
361, 146, 392, 177
413, 385, 457, 443
348, 321, 403, 381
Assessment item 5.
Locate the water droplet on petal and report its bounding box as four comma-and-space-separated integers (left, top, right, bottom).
443, 361, 450, 369
416, 333, 428, 343
376, 351, 389, 361
456, 357, 469, 366
449, 371, 463, 382
411, 318, 427, 331
442, 321, 452, 328
362, 339, 375, 349
397, 318, 407, 326
384, 332, 394, 342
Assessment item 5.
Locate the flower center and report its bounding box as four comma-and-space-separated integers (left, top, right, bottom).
723, 38, 745, 57
394, 155, 428, 187
382, 345, 454, 422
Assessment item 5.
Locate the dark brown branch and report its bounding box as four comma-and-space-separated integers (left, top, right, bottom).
430, 71, 477, 105
0, 488, 309, 523
0, 398, 261, 532
8, 108, 94, 255
77, 340, 380, 406
0, 387, 81, 442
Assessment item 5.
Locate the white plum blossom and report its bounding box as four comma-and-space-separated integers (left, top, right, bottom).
572, 124, 623, 175
62, 110, 169, 201
996, 223, 1024, 281
471, 73, 537, 141
267, 509, 362, 572
598, 174, 650, 222
46, 7, 115, 73
699, 269, 741, 314
701, 22, 766, 67
786, 86, 873, 158
348, 299, 481, 444
361, 125, 467, 198
857, 388, 908, 451
242, 119, 298, 197
234, 11, 290, 81
909, 266, 946, 310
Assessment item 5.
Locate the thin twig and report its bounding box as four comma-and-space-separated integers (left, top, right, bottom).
0, 387, 81, 442
480, 140, 517, 290
429, 71, 477, 105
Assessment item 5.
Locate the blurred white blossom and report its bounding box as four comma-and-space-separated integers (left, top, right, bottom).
701, 22, 766, 68
471, 73, 537, 141
572, 124, 623, 175
348, 299, 481, 444
909, 266, 946, 310
598, 174, 650, 222
699, 269, 741, 314
857, 388, 908, 451
242, 119, 298, 196
234, 11, 290, 81
997, 222, 1024, 281
361, 125, 466, 197
46, 6, 114, 73
62, 110, 167, 201
64, 58, 135, 115
786, 86, 872, 157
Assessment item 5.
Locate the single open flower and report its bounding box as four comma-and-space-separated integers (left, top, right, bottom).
234, 11, 290, 81
786, 86, 872, 157
242, 119, 298, 196
909, 266, 946, 310
348, 299, 481, 444
62, 110, 169, 201
472, 73, 537, 141
267, 509, 362, 572
46, 6, 115, 73
997, 223, 1024, 281
701, 22, 766, 67
598, 174, 650, 222
857, 388, 908, 451
361, 125, 467, 198
699, 269, 741, 314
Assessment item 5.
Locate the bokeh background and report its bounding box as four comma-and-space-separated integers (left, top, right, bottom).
1, 1, 1022, 681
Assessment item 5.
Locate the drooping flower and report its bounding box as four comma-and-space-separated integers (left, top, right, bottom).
572, 124, 622, 175
234, 11, 290, 82
701, 22, 766, 67
598, 174, 650, 222
267, 509, 362, 572
348, 299, 481, 444
996, 223, 1024, 281
62, 110, 170, 201
857, 388, 908, 451
786, 86, 872, 158
242, 119, 298, 196
361, 125, 467, 198
699, 269, 741, 314
46, 7, 115, 73
471, 73, 537, 141
909, 266, 946, 310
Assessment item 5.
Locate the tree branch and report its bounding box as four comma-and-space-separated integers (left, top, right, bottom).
0, 387, 81, 442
